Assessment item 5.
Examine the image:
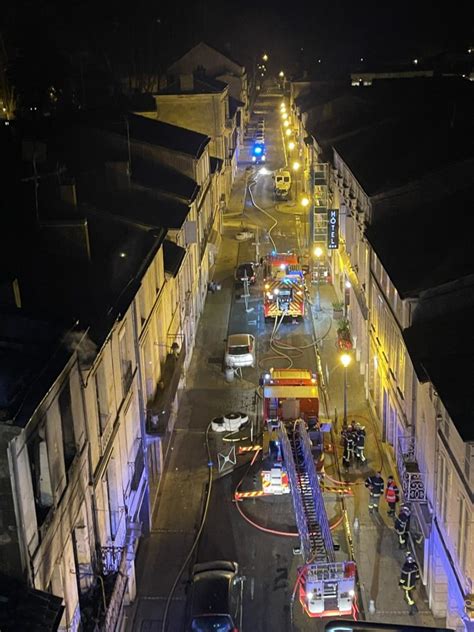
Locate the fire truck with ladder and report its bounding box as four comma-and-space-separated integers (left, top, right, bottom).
263, 252, 306, 321
262, 368, 357, 618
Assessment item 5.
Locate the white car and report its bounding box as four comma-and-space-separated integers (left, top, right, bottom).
235, 230, 254, 241
225, 333, 256, 368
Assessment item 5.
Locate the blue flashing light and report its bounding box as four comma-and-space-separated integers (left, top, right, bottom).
254, 146, 262, 154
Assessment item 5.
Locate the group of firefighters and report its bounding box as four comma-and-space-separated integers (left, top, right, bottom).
341, 421, 366, 468
364, 470, 422, 614
339, 422, 422, 615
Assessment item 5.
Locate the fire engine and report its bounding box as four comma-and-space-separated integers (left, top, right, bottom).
263, 252, 306, 320
262, 369, 357, 618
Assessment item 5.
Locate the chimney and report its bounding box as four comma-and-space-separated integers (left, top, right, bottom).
105, 161, 131, 190
0, 278, 22, 308
179, 73, 194, 92
40, 218, 91, 261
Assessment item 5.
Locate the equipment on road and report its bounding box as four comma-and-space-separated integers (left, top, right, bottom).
261, 370, 354, 617
273, 169, 292, 200
263, 252, 306, 320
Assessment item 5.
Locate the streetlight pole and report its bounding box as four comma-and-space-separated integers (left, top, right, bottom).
313, 246, 323, 313
340, 353, 351, 425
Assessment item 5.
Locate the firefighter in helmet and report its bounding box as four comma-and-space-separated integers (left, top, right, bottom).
354, 423, 367, 463
399, 551, 420, 614
395, 504, 411, 548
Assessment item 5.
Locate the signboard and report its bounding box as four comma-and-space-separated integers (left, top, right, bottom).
327, 209, 339, 249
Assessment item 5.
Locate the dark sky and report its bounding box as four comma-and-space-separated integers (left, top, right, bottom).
1, 0, 472, 105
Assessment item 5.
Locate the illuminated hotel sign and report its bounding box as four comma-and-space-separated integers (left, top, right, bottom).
327, 209, 339, 249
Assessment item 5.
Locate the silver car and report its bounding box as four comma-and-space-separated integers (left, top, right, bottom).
225, 333, 256, 368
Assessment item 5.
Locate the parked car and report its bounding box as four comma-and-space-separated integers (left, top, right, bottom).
235, 230, 254, 241
225, 333, 256, 368
186, 560, 243, 632
235, 262, 256, 285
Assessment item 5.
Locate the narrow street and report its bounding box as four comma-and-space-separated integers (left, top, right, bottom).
126, 83, 442, 632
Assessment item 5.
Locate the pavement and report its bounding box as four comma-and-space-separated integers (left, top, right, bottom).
125, 87, 444, 632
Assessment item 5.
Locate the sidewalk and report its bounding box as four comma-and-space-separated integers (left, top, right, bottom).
311, 280, 442, 626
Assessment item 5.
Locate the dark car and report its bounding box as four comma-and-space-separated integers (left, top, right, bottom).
187, 560, 243, 632
234, 263, 256, 285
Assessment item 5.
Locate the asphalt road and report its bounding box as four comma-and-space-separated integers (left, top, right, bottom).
193, 85, 348, 632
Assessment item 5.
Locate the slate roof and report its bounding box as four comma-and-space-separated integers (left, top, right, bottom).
127, 114, 210, 158
132, 159, 200, 203
159, 74, 228, 95
365, 180, 474, 298
403, 307, 474, 442
163, 240, 186, 277
210, 157, 224, 174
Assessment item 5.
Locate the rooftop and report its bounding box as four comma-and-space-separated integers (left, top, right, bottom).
365, 178, 474, 298
163, 240, 186, 278
403, 306, 474, 442
158, 74, 228, 96
131, 159, 200, 203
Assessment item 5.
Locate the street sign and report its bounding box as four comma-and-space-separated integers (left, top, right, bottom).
327, 209, 339, 249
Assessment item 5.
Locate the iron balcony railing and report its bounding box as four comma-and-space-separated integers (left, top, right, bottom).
397, 435, 427, 502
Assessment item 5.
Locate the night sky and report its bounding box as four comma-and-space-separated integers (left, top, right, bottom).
1, 0, 472, 109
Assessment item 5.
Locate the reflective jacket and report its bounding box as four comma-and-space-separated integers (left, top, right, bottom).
399, 560, 419, 589
385, 482, 399, 503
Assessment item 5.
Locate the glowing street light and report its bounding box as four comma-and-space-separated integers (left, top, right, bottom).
292, 161, 300, 172
262, 53, 269, 62
285, 128, 292, 136
340, 353, 352, 424
288, 141, 295, 151
301, 196, 309, 207
279, 70, 285, 78
283, 120, 290, 128
281, 112, 288, 120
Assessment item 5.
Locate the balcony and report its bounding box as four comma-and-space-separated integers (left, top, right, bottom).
121, 360, 133, 395
397, 435, 427, 502
129, 441, 145, 492
146, 337, 186, 435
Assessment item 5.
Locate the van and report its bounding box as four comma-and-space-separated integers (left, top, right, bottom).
274, 170, 292, 200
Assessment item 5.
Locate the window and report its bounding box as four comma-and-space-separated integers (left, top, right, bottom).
58, 382, 77, 470
437, 453, 451, 527
119, 326, 133, 395
94, 362, 110, 433
28, 433, 54, 525
457, 496, 469, 572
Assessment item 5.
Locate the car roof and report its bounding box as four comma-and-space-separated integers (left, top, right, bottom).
237, 262, 254, 269
228, 333, 252, 346
191, 570, 234, 615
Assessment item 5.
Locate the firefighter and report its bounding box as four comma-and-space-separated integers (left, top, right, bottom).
385, 475, 400, 517
342, 429, 355, 470
354, 424, 367, 463
395, 505, 411, 548
365, 471, 384, 511
399, 551, 420, 614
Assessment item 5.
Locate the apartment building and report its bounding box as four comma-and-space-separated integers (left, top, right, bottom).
292, 77, 474, 630
167, 41, 249, 125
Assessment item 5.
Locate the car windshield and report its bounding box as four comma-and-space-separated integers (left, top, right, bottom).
228, 345, 250, 355
237, 266, 253, 277
191, 615, 233, 632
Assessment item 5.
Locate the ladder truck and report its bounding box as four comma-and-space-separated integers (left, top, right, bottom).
263, 252, 306, 321
262, 369, 356, 617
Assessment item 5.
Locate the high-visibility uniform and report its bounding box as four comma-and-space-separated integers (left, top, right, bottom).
395, 510, 411, 547
385, 481, 400, 515
399, 558, 420, 609
365, 474, 384, 510
342, 434, 355, 468
355, 428, 366, 462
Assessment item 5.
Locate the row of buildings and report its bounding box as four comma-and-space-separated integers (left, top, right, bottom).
0, 43, 249, 631
288, 74, 473, 630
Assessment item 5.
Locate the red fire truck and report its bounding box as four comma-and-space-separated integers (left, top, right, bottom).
263, 253, 306, 320
262, 368, 319, 426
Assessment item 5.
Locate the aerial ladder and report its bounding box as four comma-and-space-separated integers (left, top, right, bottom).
279, 419, 356, 617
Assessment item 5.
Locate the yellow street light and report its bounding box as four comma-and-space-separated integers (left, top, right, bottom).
301, 196, 309, 207
288, 141, 295, 151
280, 101, 285, 108
262, 53, 269, 62
285, 128, 292, 136
340, 352, 351, 423
314, 246, 323, 257
279, 70, 285, 78
281, 112, 288, 120
292, 161, 300, 171
283, 120, 290, 128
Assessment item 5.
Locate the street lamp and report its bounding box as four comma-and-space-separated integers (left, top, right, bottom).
313, 246, 323, 312
262, 53, 269, 62
285, 128, 292, 136
340, 353, 351, 425
288, 141, 295, 151
281, 112, 288, 120
292, 161, 300, 203
279, 70, 285, 78
283, 120, 290, 128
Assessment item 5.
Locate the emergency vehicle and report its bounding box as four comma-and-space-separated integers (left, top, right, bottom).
263, 252, 306, 320
262, 369, 357, 618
